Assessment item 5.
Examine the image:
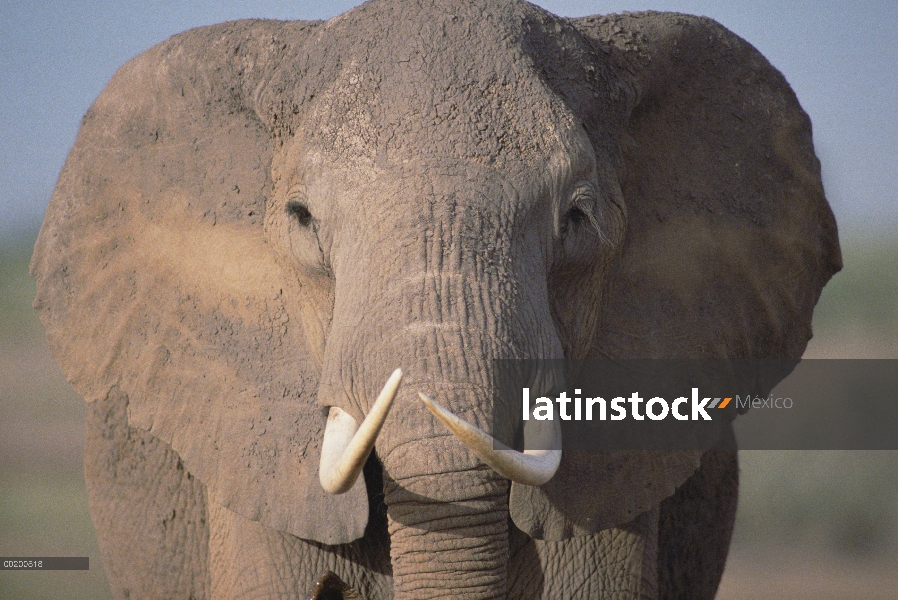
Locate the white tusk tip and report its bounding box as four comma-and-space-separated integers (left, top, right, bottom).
416, 390, 562, 486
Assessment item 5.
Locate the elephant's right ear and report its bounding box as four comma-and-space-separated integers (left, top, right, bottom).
31, 21, 369, 545
512, 12, 841, 541
578, 12, 842, 361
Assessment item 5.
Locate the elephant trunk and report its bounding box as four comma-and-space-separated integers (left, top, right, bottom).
318, 337, 522, 597
315, 208, 564, 596
382, 434, 510, 599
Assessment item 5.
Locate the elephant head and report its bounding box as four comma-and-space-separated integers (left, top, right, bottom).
32, 1, 840, 598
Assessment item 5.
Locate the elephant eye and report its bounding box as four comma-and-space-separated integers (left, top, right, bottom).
566, 206, 590, 227
564, 200, 599, 234
563, 182, 601, 236
286, 201, 313, 227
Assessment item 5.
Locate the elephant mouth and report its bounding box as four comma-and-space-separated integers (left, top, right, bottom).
318, 370, 562, 494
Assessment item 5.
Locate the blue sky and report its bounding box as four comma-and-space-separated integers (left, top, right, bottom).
2, 1, 895, 240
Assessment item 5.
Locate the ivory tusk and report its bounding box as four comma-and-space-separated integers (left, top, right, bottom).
417, 392, 561, 486
319, 368, 403, 494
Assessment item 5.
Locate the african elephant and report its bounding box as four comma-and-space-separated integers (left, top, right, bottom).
31, 1, 840, 598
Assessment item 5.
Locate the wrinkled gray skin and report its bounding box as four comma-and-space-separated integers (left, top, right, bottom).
32, 1, 840, 598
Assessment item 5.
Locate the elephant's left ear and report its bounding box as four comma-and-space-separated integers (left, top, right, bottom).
30, 21, 368, 545
512, 12, 841, 540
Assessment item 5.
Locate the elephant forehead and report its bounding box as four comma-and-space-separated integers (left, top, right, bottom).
301, 156, 525, 205
296, 0, 584, 169
295, 157, 554, 250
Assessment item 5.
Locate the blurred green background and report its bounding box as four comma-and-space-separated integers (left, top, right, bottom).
1, 228, 897, 599
1, 232, 109, 598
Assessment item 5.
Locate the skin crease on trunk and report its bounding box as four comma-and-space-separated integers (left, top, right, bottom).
31, 0, 841, 598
